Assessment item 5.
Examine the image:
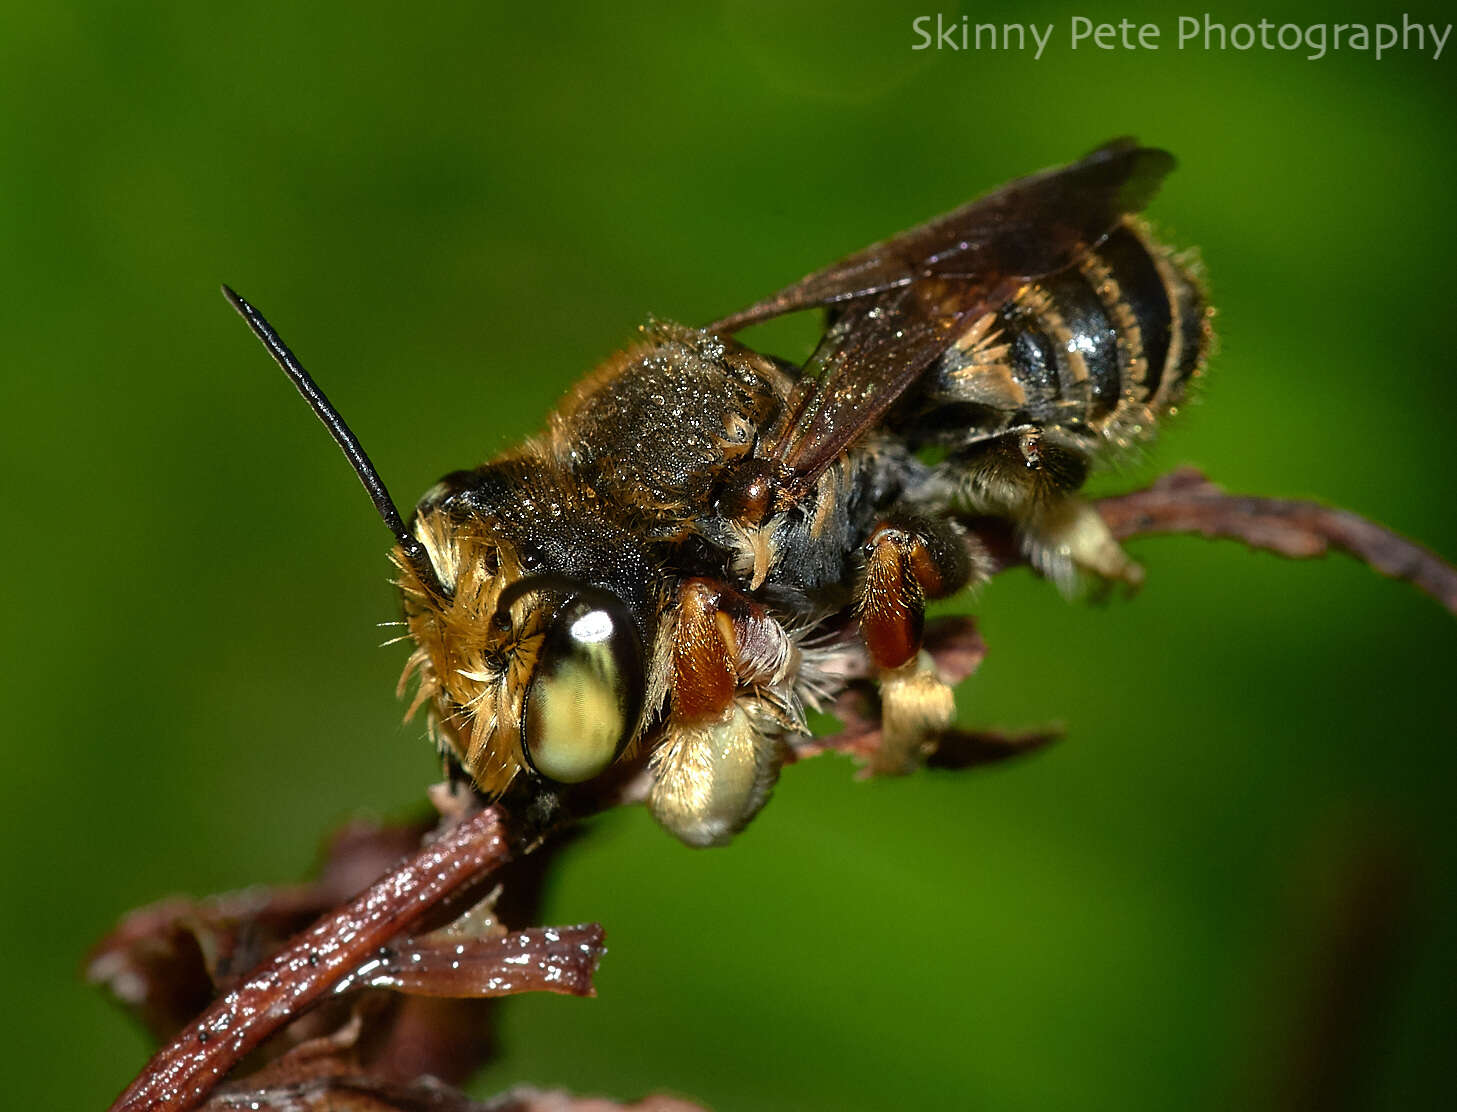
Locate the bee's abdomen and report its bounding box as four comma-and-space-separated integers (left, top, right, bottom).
922, 219, 1209, 446
1080, 221, 1207, 420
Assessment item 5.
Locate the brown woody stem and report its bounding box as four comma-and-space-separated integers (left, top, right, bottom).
1093, 468, 1457, 616
109, 807, 509, 1112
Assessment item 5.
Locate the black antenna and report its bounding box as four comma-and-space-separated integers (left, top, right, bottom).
221, 285, 447, 599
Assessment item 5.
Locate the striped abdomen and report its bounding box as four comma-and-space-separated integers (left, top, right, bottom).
915, 219, 1211, 451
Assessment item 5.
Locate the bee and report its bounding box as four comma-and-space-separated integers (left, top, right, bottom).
225, 138, 1211, 847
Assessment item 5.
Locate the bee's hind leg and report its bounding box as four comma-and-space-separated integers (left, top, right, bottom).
1025, 495, 1144, 598
953, 429, 1142, 597
857, 511, 987, 774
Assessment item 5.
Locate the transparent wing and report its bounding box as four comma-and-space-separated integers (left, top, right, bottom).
709, 139, 1176, 503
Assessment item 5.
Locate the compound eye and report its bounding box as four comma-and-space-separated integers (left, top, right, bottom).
522, 588, 644, 783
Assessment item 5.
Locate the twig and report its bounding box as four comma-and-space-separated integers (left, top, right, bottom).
335, 922, 605, 999
204, 1076, 706, 1111
109, 807, 510, 1112
1094, 468, 1457, 616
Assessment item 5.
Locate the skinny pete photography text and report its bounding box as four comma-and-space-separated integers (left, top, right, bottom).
910, 13, 1451, 61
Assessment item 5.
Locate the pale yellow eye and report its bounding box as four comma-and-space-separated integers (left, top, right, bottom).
521, 591, 644, 783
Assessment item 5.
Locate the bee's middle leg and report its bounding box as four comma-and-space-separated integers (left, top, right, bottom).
857, 511, 983, 773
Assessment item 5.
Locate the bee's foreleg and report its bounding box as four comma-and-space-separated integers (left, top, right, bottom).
857, 513, 982, 774
649, 578, 796, 847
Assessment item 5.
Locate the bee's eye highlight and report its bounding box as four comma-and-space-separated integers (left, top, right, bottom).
521, 588, 644, 783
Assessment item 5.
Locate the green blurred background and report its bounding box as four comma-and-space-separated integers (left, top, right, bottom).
3, 1, 1455, 1107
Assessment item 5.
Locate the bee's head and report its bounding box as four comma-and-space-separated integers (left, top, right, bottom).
222, 287, 659, 801
396, 463, 661, 797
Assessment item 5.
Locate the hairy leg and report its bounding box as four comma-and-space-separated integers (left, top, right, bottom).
648, 578, 798, 847
857, 512, 985, 773
949, 429, 1142, 595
